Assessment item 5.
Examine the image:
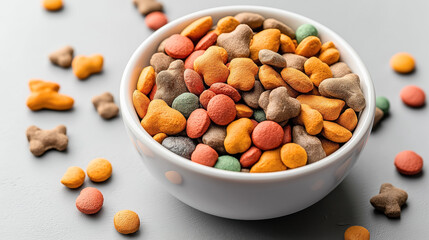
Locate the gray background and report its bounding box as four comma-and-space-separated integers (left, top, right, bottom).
1, 0, 428, 239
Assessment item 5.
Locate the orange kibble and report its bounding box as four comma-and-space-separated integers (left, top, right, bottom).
336, 108, 358, 131
72, 54, 104, 80
295, 36, 321, 57
137, 66, 156, 95
26, 79, 74, 111
227, 58, 258, 91
321, 121, 352, 143
319, 41, 340, 65
259, 65, 287, 90
132, 90, 150, 118
295, 104, 324, 135
250, 148, 287, 173
320, 137, 340, 156
214, 16, 240, 35
304, 57, 333, 87
280, 34, 296, 53
114, 210, 140, 234
153, 133, 167, 144
235, 104, 253, 118
181, 16, 213, 41
280, 143, 307, 168
344, 226, 370, 240
42, 0, 63, 11
249, 29, 281, 62
141, 99, 186, 136
390, 52, 415, 74
297, 95, 345, 120
194, 46, 229, 86
281, 68, 314, 93
86, 158, 112, 183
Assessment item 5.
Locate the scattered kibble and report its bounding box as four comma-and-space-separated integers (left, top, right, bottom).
390, 52, 415, 74
133, 0, 163, 15
370, 183, 408, 218
92, 92, 119, 119
49, 46, 74, 68
394, 150, 423, 175
86, 158, 112, 182
72, 54, 104, 80
26, 80, 74, 111
61, 166, 85, 189
76, 187, 104, 214
26, 125, 68, 156
376, 96, 390, 114
42, 0, 63, 11
400, 85, 426, 108
114, 210, 141, 234
145, 11, 168, 30
344, 226, 370, 240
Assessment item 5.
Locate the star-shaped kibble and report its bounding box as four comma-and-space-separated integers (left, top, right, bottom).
370, 183, 408, 218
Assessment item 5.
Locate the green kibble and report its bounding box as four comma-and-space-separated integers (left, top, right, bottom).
214, 155, 241, 172
253, 109, 266, 122
172, 92, 199, 118
296, 24, 318, 43
376, 96, 390, 114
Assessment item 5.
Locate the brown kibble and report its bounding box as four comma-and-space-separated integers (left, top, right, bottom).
92, 92, 119, 119
133, 0, 163, 15
373, 107, 384, 129
26, 125, 68, 157
292, 125, 326, 164
150, 52, 174, 73
154, 60, 187, 106
234, 12, 265, 29
263, 18, 295, 39
259, 87, 301, 123
330, 62, 352, 78
217, 24, 253, 61
49, 46, 74, 68
283, 53, 307, 72
370, 183, 408, 218
336, 108, 358, 131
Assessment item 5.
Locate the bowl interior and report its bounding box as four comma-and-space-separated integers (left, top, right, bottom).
120, 5, 376, 181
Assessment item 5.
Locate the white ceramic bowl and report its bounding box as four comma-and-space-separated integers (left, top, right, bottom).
120, 5, 375, 220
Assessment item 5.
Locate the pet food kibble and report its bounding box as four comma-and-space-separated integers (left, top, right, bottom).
394, 150, 423, 175
183, 69, 204, 96
258, 49, 287, 68
283, 53, 307, 72
296, 36, 321, 58
137, 66, 156, 95
141, 99, 186, 136
400, 85, 426, 107
250, 148, 286, 173
260, 87, 301, 123
202, 125, 227, 153
191, 144, 218, 167
215, 16, 240, 35
319, 74, 366, 112
61, 166, 85, 189
321, 121, 352, 143
253, 109, 266, 122
217, 24, 253, 61
330, 62, 352, 78
42, 0, 63, 11
92, 92, 119, 119
26, 80, 74, 111
150, 52, 174, 73
162, 136, 196, 159
153, 133, 167, 144
259, 65, 286, 90
293, 125, 326, 164
186, 109, 211, 138
209, 83, 241, 102
280, 34, 296, 53
195, 32, 218, 51
344, 226, 370, 240
234, 12, 265, 29
282, 125, 292, 144
320, 137, 339, 156
114, 210, 140, 235
72, 54, 103, 80
145, 11, 168, 30
86, 158, 112, 182
154, 60, 187, 106
376, 96, 390, 114
370, 183, 408, 218
227, 58, 258, 91
133, 0, 163, 15
132, 90, 150, 118
252, 121, 284, 150
76, 187, 104, 215
390, 52, 415, 74
181, 16, 213, 41
207, 94, 236, 126
235, 104, 253, 118
336, 108, 358, 131
249, 29, 281, 62
295, 104, 323, 135
318, 41, 340, 65
263, 18, 295, 39
185, 50, 205, 69
49, 46, 73, 68
240, 146, 262, 168
242, 81, 264, 109
304, 57, 332, 87
281, 68, 313, 93
224, 118, 254, 154
199, 90, 216, 109
297, 95, 345, 120
296, 24, 318, 43
164, 34, 194, 59
194, 46, 229, 86
157, 38, 167, 52
214, 155, 241, 172
26, 125, 68, 157
373, 107, 384, 128
280, 143, 307, 168
172, 93, 199, 118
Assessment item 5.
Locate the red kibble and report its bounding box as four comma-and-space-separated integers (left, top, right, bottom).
394, 150, 423, 175
184, 50, 205, 69
191, 144, 219, 167
199, 90, 216, 109
145, 11, 168, 30
186, 109, 211, 138
400, 85, 426, 107
209, 82, 241, 102
75, 187, 104, 215
195, 32, 218, 51
164, 34, 194, 59
207, 94, 236, 126
282, 125, 292, 144
240, 146, 262, 168
252, 121, 284, 150
184, 69, 205, 96
149, 84, 157, 100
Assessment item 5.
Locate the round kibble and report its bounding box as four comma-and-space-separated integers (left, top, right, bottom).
207, 94, 236, 126
191, 144, 219, 167
76, 187, 104, 214
390, 52, 415, 74
253, 109, 266, 122
280, 143, 307, 168
162, 136, 196, 159
344, 226, 370, 240
240, 146, 262, 168
376, 96, 390, 114
209, 83, 241, 102
186, 109, 211, 138
42, 0, 63, 11
164, 34, 194, 59
87, 158, 112, 182
199, 90, 216, 109
114, 210, 140, 235
400, 85, 425, 107
252, 121, 284, 150
214, 155, 241, 172
394, 150, 423, 175
61, 166, 85, 189
145, 11, 168, 30
172, 92, 200, 118
184, 69, 205, 95
296, 23, 318, 43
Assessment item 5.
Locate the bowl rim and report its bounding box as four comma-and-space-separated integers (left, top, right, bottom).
120, 5, 376, 182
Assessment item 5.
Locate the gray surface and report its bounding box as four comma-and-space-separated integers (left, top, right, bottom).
0, 0, 428, 239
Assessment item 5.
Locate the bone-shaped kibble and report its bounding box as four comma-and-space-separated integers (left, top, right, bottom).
26, 79, 74, 111
319, 73, 366, 112
292, 125, 326, 164
154, 60, 187, 106
259, 87, 301, 123
72, 54, 103, 80
370, 183, 408, 218
217, 24, 253, 61
26, 125, 68, 156
133, 0, 163, 15
49, 46, 74, 68
92, 92, 119, 119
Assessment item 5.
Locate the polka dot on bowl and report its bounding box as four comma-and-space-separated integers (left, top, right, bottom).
165, 171, 182, 184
